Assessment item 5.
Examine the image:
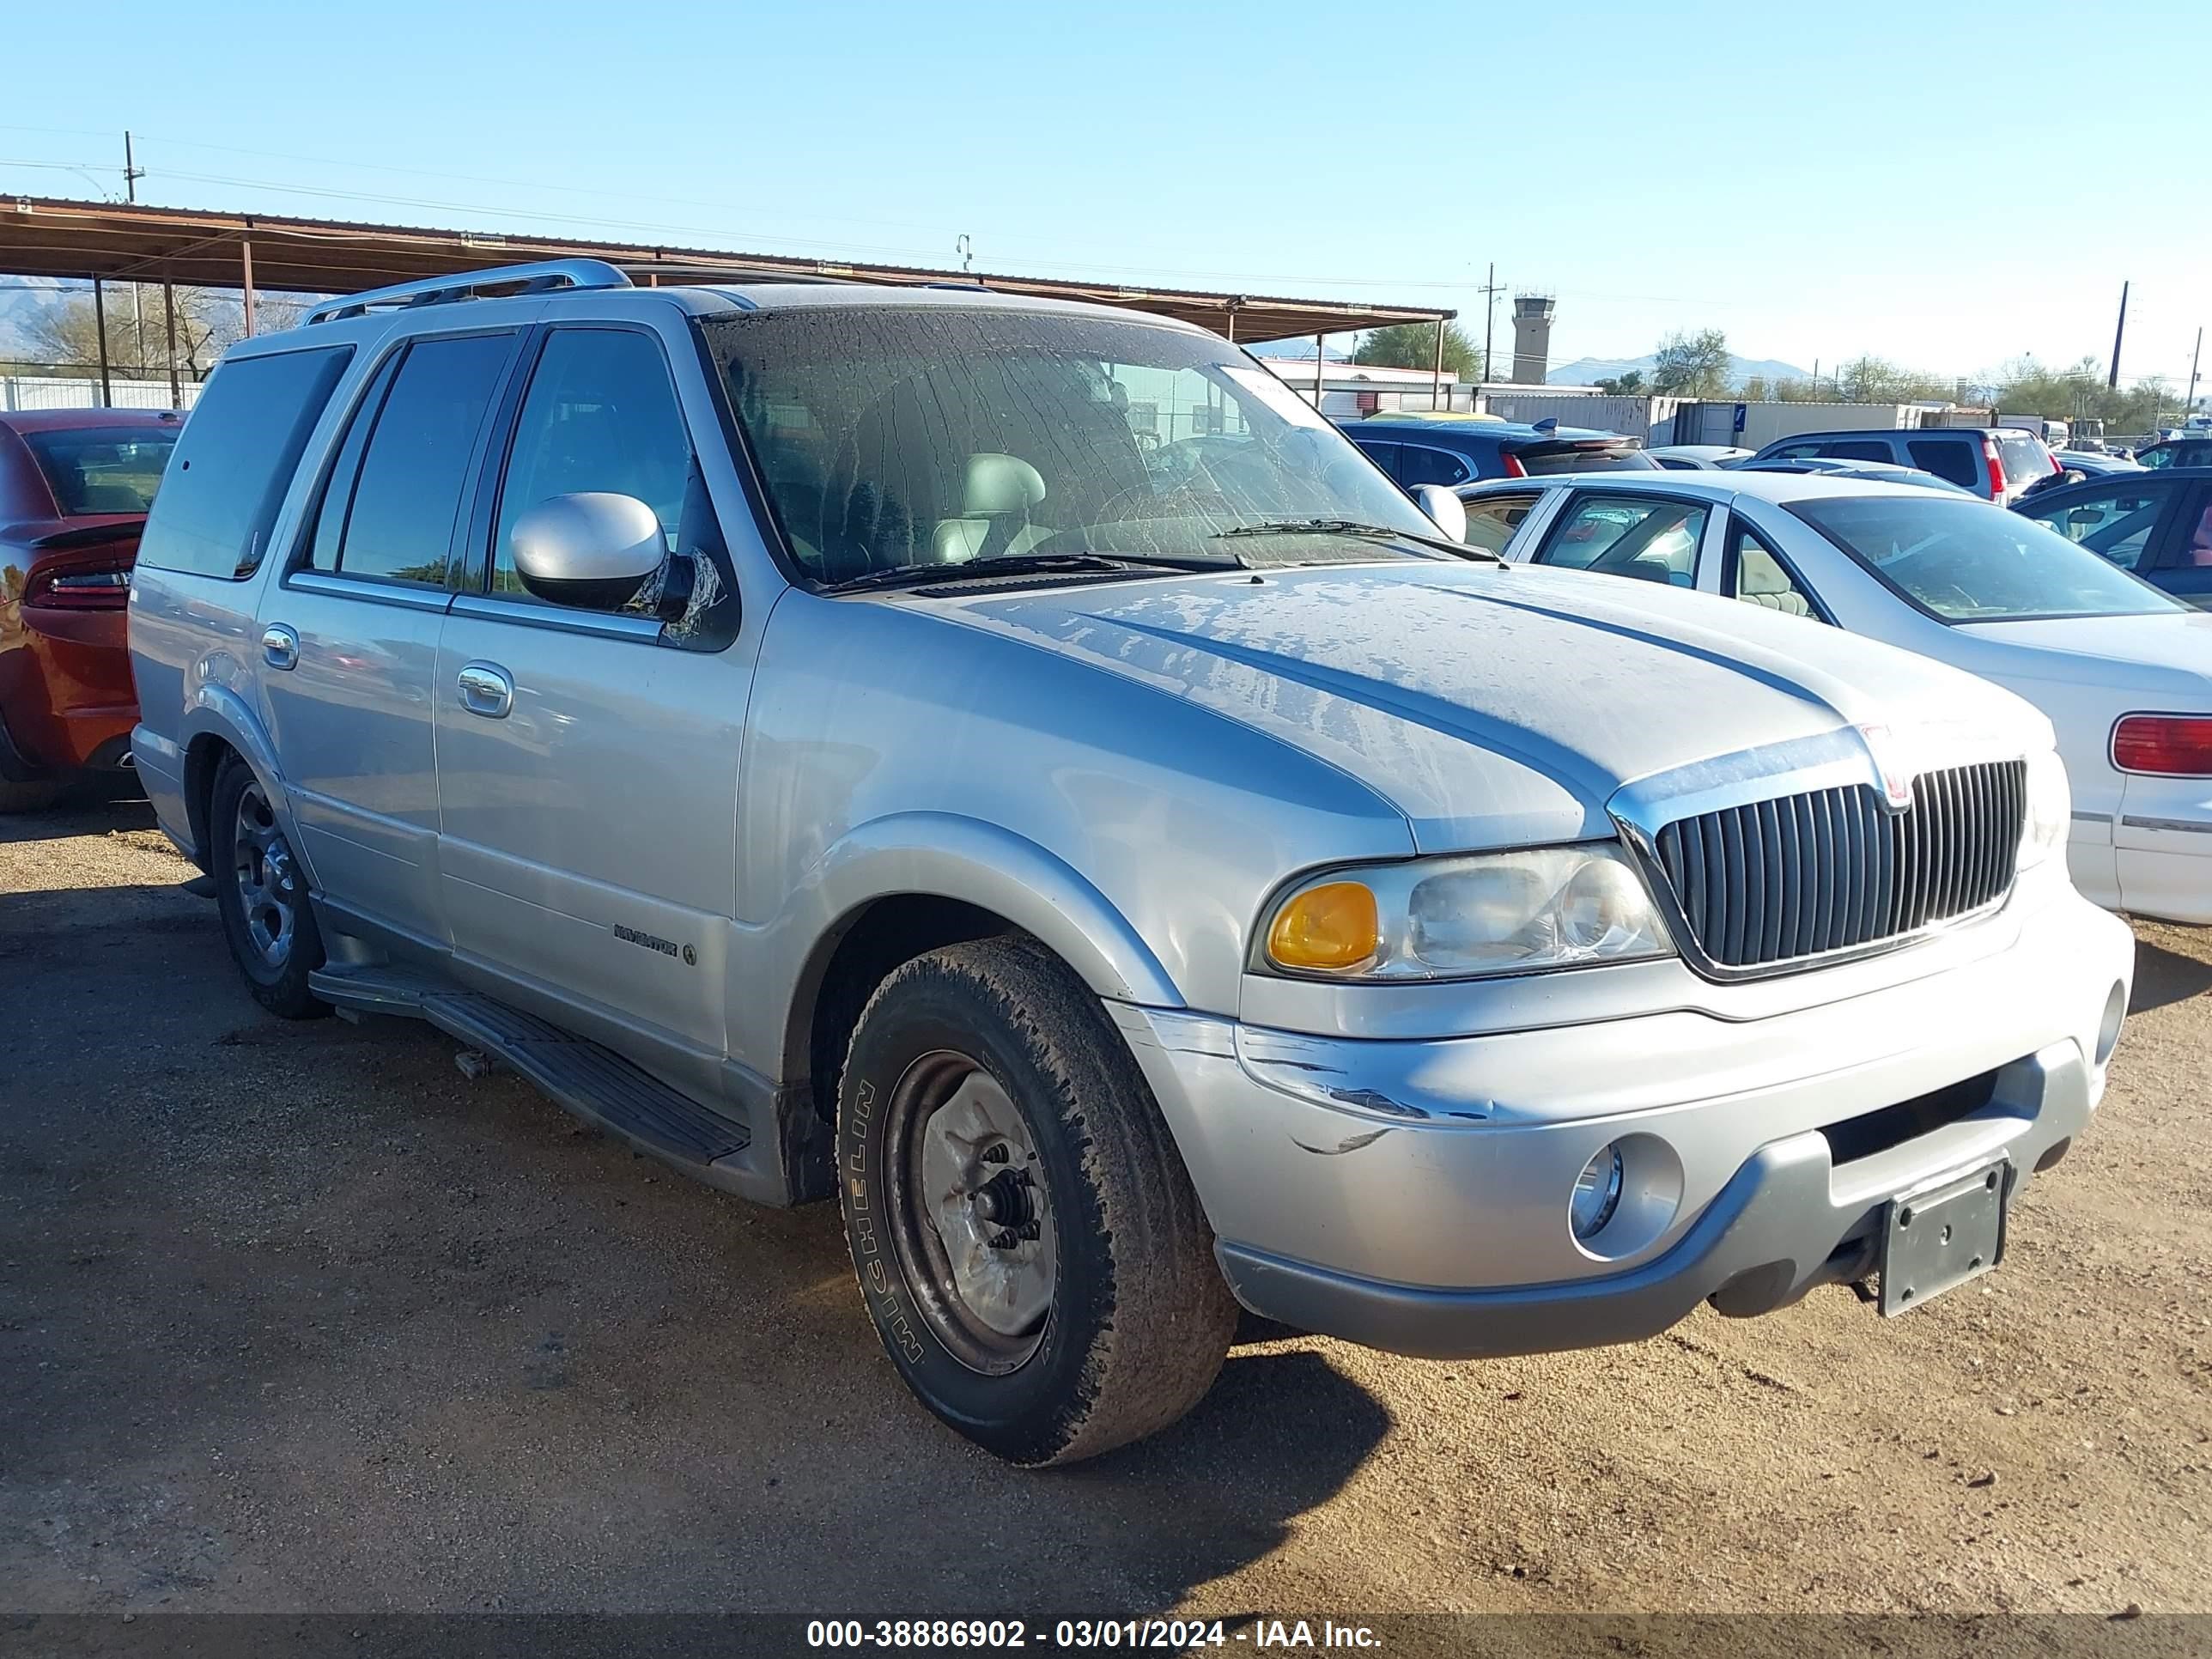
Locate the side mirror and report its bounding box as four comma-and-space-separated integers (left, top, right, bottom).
510, 493, 666, 611
1413, 483, 1468, 544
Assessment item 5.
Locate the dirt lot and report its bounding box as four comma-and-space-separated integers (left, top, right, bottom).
3, 798, 2209, 1626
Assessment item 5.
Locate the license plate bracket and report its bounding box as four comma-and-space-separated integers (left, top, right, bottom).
1878, 1157, 2010, 1316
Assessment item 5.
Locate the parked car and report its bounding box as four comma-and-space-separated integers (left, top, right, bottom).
0, 407, 180, 811
2014, 465, 2212, 607
1458, 469, 2212, 923
2136, 437, 2212, 471
1752, 428, 2057, 505
1646, 444, 1753, 470
1346, 411, 1654, 484
1730, 455, 1973, 494
2016, 449, 2142, 503
131, 261, 2130, 1465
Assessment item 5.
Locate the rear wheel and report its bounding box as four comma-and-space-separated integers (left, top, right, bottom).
210, 757, 328, 1019
837, 936, 1236, 1466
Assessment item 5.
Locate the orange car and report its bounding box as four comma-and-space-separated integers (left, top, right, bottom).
0, 407, 180, 811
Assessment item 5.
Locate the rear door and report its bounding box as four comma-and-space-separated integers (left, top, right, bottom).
258, 327, 523, 944
432, 319, 748, 1066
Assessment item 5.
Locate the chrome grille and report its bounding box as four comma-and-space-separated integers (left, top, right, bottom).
1650, 760, 2027, 970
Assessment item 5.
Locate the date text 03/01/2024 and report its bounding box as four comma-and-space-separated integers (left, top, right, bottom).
804, 1619, 1383, 1649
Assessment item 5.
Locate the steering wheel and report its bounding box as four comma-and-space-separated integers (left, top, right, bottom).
1089, 482, 1241, 532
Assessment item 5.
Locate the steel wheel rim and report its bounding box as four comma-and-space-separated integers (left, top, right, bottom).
884, 1049, 1056, 1375
232, 780, 297, 969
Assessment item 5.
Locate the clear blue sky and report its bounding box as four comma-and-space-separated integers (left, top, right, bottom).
2, 2, 2205, 386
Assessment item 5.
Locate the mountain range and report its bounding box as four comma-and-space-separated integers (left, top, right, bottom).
1547, 352, 1811, 388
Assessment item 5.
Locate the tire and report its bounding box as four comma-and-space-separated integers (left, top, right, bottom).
0, 779, 64, 814
837, 935, 1237, 1466
208, 756, 328, 1019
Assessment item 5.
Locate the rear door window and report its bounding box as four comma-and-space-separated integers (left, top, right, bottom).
1394, 443, 1470, 487
1461, 490, 1541, 555
1814, 439, 1893, 463
1907, 438, 1980, 489
1534, 494, 1707, 586
135, 346, 353, 579
320, 333, 516, 586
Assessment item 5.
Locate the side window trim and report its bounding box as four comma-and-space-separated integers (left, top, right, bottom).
1718, 509, 1832, 623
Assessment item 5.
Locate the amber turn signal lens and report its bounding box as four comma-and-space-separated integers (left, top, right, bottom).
1267, 880, 1381, 971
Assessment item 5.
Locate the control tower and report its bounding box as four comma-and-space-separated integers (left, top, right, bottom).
1510, 292, 1556, 386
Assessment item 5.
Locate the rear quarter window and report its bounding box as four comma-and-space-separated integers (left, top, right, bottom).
136, 346, 354, 580
1907, 438, 1981, 489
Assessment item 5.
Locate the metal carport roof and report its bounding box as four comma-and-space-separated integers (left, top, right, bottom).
0, 195, 1451, 346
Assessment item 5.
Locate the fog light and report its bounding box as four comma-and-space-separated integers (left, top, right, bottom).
1571, 1143, 1625, 1240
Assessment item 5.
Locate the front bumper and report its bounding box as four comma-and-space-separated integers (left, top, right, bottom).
1112, 888, 2134, 1360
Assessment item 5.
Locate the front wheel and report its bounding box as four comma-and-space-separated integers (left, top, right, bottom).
0, 779, 64, 814
209, 757, 328, 1019
837, 936, 1236, 1466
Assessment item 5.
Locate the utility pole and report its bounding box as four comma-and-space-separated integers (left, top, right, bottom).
2190, 326, 2203, 416
1477, 262, 1504, 386
2108, 281, 2129, 390
122, 131, 143, 203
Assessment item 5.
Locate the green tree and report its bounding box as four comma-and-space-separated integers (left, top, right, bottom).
1650, 328, 1733, 398
1834, 356, 1954, 403
1593, 369, 1645, 396
1353, 321, 1484, 382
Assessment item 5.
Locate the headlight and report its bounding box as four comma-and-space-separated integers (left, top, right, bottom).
2018, 749, 2070, 871
1260, 843, 1674, 981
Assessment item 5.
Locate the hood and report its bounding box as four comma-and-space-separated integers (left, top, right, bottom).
927, 561, 2042, 851
1955, 609, 2212, 696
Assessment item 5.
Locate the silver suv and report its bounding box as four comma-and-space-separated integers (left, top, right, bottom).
130, 260, 2133, 1464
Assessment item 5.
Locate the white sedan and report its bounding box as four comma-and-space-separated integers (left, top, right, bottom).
1454, 470, 2212, 923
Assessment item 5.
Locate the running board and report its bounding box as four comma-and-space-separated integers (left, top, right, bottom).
308, 964, 760, 1195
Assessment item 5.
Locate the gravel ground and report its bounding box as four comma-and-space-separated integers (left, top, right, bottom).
3, 797, 2208, 1626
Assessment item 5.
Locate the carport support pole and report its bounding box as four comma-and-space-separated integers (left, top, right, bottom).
1315, 332, 1325, 410
92, 277, 112, 406
162, 282, 180, 406
1432, 317, 1445, 410
240, 236, 258, 338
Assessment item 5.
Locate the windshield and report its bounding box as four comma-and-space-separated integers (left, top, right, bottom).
1789, 494, 2183, 623
701, 306, 1439, 584
20, 425, 177, 516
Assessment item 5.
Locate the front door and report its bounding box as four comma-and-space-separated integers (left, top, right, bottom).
433, 322, 748, 1063
257, 327, 522, 943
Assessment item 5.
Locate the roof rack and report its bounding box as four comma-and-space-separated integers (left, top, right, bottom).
305, 258, 632, 325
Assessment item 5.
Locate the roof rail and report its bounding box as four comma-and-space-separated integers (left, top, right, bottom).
305, 258, 632, 325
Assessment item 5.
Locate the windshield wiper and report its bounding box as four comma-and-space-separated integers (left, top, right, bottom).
828, 551, 1240, 594
1212, 520, 1498, 562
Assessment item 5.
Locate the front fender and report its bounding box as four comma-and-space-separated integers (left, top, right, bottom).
809, 811, 1180, 1005
744, 811, 1183, 1087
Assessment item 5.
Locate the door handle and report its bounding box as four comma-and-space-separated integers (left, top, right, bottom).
262, 623, 299, 672
456, 661, 514, 720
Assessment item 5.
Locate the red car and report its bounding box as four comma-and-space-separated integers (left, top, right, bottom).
0, 408, 180, 811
